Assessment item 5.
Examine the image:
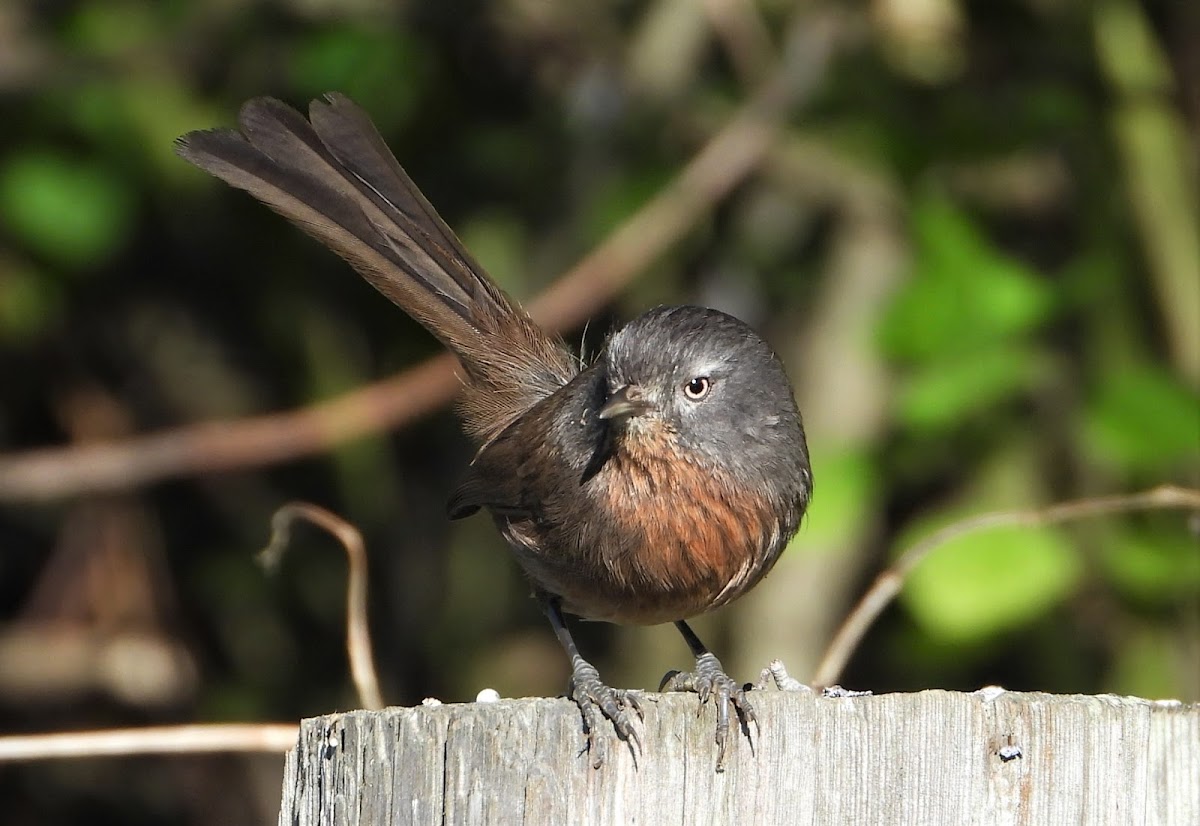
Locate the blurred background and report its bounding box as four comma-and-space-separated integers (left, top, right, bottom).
0, 0, 1197, 822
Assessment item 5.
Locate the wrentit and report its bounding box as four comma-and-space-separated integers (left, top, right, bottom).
177, 94, 812, 769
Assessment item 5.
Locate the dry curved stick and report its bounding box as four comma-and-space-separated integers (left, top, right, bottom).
261, 502, 383, 711
0, 12, 841, 504
811, 484, 1200, 688
0, 723, 298, 762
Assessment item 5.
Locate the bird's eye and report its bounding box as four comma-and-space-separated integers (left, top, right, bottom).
683, 376, 712, 400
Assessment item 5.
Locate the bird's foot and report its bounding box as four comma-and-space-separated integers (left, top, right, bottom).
661, 652, 756, 770
568, 656, 643, 768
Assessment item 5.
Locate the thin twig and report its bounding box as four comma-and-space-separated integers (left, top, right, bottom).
0, 723, 298, 762
811, 484, 1200, 688
262, 503, 383, 711
0, 12, 842, 504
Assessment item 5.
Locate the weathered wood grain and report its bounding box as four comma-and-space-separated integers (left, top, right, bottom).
278, 689, 1199, 825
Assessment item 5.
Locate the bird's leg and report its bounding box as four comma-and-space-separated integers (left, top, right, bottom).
661, 620, 756, 770
542, 596, 643, 767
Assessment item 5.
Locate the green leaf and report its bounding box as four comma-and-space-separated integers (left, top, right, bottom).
901, 523, 1083, 644
47, 79, 225, 183
1099, 528, 1200, 603
0, 151, 135, 269
896, 344, 1048, 431
880, 196, 1054, 361
289, 27, 425, 131
1083, 366, 1200, 470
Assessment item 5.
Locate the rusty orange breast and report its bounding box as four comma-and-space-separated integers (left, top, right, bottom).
557, 419, 783, 624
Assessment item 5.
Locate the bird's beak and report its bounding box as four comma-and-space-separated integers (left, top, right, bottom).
598, 385, 652, 420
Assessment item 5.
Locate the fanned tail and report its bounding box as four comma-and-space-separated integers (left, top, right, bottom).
175, 94, 576, 441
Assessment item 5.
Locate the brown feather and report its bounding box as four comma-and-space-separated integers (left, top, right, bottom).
176, 94, 577, 442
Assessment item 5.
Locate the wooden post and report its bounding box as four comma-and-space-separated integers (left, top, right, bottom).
278, 689, 1198, 825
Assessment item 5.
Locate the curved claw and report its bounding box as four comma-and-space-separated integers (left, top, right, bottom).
625, 690, 646, 721
662, 652, 757, 771
569, 657, 642, 768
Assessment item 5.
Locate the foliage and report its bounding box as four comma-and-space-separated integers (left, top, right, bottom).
0, 0, 1195, 822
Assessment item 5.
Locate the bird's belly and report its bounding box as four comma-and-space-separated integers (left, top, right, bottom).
514, 522, 774, 625
499, 450, 784, 625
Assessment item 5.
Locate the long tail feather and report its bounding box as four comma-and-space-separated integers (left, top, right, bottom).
176, 94, 577, 440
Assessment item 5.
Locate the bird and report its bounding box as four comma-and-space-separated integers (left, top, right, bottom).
175, 93, 812, 769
